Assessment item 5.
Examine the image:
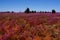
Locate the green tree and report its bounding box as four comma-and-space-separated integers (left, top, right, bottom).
24, 8, 30, 13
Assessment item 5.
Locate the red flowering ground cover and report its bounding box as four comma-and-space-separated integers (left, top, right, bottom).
0, 13, 60, 40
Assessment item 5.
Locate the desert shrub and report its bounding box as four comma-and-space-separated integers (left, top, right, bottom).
5, 11, 10, 13
40, 11, 44, 13
31, 10, 36, 13
11, 11, 14, 13
52, 9, 56, 13
45, 11, 47, 13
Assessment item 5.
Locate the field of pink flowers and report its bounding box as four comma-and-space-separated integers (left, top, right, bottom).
0, 13, 60, 40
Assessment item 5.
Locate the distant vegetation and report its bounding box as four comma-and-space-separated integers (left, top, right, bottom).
0, 8, 56, 13
52, 9, 56, 13
24, 8, 56, 13
24, 8, 30, 13
24, 8, 36, 13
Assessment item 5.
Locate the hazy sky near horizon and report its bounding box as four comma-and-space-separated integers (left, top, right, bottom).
0, 0, 60, 12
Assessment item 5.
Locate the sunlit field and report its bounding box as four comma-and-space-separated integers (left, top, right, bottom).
0, 13, 60, 40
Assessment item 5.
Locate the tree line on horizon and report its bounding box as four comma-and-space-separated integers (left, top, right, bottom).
0, 8, 56, 13
24, 8, 56, 13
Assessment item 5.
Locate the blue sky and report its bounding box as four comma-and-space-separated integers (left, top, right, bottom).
0, 0, 60, 12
